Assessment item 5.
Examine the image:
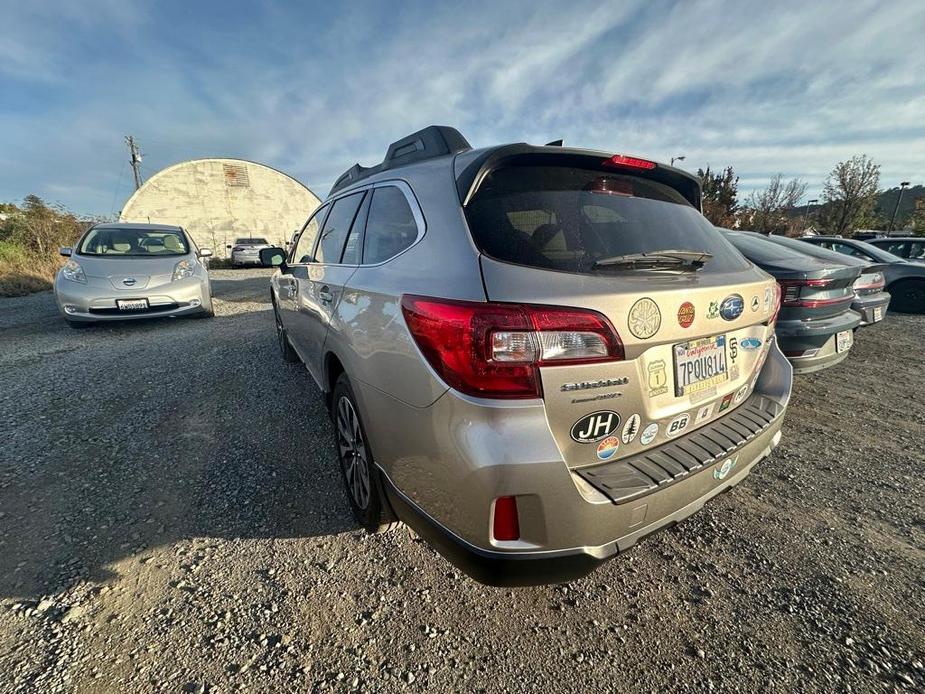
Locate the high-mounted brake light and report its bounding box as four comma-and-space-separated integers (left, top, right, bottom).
400, 296, 624, 399
492, 496, 520, 541
602, 154, 656, 170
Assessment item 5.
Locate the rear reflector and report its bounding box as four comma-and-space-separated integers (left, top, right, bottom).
602, 154, 656, 170
401, 296, 624, 399
492, 496, 520, 541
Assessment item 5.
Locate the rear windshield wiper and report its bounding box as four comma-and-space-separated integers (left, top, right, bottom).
593, 250, 713, 270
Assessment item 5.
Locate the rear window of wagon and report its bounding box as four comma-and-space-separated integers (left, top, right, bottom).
464, 164, 748, 274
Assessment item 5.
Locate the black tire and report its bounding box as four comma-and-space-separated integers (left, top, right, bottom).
273, 302, 300, 363
887, 279, 925, 313
332, 373, 399, 533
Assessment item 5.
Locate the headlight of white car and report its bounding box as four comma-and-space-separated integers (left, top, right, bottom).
172, 259, 196, 281
61, 259, 86, 283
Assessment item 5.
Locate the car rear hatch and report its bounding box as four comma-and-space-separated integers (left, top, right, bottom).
459, 150, 779, 469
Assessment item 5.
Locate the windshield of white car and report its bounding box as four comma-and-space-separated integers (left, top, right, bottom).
78, 228, 189, 256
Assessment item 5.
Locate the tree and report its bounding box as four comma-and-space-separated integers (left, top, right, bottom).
743, 174, 807, 234
698, 166, 739, 227
0, 195, 87, 256
819, 155, 881, 236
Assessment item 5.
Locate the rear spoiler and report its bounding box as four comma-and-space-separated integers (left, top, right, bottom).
455, 144, 703, 211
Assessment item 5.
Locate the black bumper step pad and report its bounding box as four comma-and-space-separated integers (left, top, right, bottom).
576, 393, 784, 504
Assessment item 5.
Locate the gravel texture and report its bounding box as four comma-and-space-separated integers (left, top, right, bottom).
1, 269, 923, 693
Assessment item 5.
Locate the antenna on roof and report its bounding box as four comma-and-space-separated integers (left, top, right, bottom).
545, 139, 563, 147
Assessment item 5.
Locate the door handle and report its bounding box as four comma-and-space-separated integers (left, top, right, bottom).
318, 286, 334, 303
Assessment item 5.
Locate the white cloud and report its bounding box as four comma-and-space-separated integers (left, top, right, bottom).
0, 0, 922, 212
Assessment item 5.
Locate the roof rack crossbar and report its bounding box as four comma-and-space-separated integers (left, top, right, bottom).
329, 125, 471, 196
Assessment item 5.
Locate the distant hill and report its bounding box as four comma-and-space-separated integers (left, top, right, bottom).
787, 185, 924, 229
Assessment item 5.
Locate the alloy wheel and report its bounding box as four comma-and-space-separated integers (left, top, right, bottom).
336, 396, 371, 509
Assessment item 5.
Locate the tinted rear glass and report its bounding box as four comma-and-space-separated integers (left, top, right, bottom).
724, 231, 816, 262
465, 165, 747, 274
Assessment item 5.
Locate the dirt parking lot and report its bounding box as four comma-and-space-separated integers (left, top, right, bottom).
1, 269, 923, 693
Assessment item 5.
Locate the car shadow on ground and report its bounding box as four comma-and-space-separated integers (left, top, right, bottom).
0, 285, 359, 601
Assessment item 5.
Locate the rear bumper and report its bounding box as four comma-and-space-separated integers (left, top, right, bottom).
776, 308, 861, 374
852, 291, 890, 327
231, 252, 263, 265
363, 338, 792, 586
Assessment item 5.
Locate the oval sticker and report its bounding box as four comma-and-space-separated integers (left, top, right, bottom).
570, 411, 621, 443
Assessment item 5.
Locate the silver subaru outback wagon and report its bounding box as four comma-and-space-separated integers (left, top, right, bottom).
262, 126, 793, 586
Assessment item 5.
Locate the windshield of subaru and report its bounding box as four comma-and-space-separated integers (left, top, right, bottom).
78, 228, 189, 257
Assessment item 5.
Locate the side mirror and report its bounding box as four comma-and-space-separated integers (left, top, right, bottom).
198, 248, 213, 258
259, 247, 287, 268
59, 247, 73, 257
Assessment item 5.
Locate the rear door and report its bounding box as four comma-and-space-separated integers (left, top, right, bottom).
296, 191, 367, 382
464, 158, 778, 467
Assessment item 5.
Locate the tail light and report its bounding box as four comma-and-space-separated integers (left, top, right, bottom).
400, 295, 624, 399
233, 245, 245, 251
492, 496, 520, 541
854, 272, 885, 291
602, 154, 656, 170
777, 279, 849, 308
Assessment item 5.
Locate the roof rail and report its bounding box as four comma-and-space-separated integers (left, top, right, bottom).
329, 125, 471, 196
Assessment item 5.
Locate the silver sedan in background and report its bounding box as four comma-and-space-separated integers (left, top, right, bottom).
54, 222, 214, 328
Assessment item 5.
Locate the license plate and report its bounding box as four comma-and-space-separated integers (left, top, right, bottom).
836, 329, 853, 353
117, 299, 149, 311
872, 306, 883, 322
673, 335, 728, 397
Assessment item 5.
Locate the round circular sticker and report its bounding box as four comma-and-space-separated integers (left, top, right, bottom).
677, 301, 695, 328
640, 422, 658, 445
628, 298, 661, 339
596, 436, 620, 460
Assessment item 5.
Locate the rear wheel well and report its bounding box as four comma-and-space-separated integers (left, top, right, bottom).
325, 353, 345, 412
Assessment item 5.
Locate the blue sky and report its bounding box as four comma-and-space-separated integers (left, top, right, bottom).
1, 0, 923, 216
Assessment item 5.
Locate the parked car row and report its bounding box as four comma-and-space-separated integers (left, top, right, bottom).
52, 127, 921, 587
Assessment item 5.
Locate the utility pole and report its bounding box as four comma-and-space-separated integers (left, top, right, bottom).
888, 181, 910, 232
125, 136, 144, 190
803, 198, 819, 231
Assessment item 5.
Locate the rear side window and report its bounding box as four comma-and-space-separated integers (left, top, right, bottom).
316, 193, 365, 264
832, 242, 874, 260
465, 165, 747, 274
362, 187, 418, 264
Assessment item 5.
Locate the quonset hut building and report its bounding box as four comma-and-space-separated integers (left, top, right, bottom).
120, 158, 320, 258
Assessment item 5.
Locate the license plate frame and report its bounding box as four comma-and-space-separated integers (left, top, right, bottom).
836, 329, 853, 353
116, 298, 149, 311
672, 334, 729, 397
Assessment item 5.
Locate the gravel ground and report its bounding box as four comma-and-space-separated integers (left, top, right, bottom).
1, 269, 923, 693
